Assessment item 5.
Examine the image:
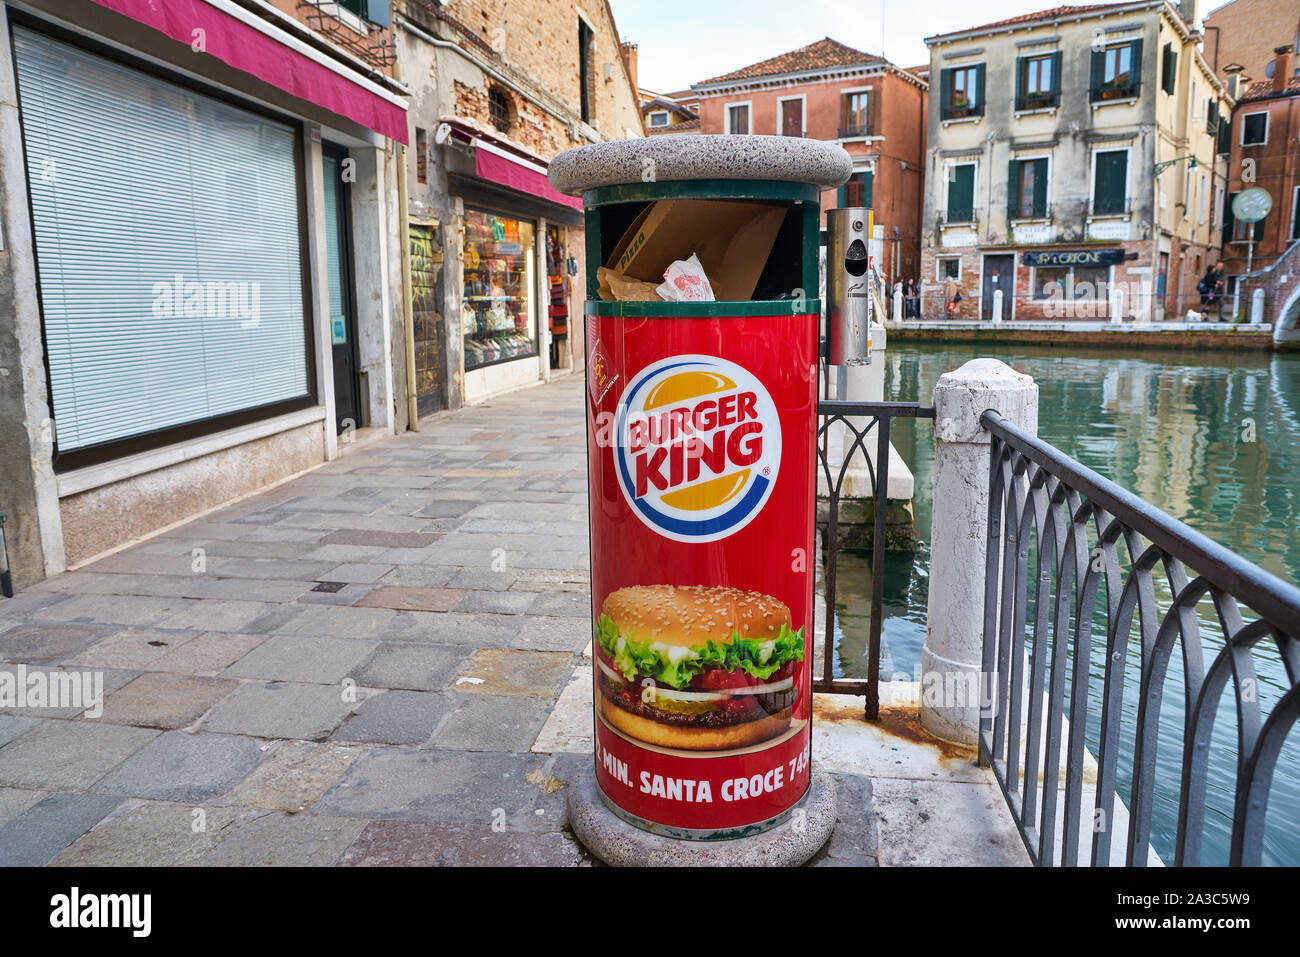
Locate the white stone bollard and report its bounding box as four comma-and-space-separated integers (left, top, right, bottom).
991, 289, 1003, 323
1251, 288, 1266, 325
893, 282, 904, 322
921, 358, 1038, 745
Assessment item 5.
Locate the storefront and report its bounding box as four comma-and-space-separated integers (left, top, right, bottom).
442, 126, 584, 403
0, 0, 407, 575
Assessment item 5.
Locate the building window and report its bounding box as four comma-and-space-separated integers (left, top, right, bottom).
1161, 42, 1178, 94
726, 103, 750, 134
12, 26, 313, 469
461, 209, 538, 371
578, 19, 593, 123
1034, 265, 1109, 300
842, 91, 869, 137
938, 257, 961, 281
1241, 112, 1268, 146
1199, 173, 1207, 224
489, 86, 513, 133
940, 64, 984, 119
778, 97, 804, 136
1092, 149, 1128, 215
1292, 186, 1300, 242
1009, 157, 1048, 219
648, 110, 669, 127
840, 170, 873, 208
415, 127, 427, 184
945, 162, 976, 222
1016, 53, 1059, 110
1207, 99, 1219, 137
1091, 39, 1142, 101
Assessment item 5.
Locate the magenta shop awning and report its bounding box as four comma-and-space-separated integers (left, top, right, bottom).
474, 141, 584, 212
88, 0, 408, 144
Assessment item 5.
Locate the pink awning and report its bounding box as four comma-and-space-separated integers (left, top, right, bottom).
475, 143, 584, 212
88, 0, 408, 144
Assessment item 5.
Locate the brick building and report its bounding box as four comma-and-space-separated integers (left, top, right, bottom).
1222, 46, 1300, 314
396, 0, 642, 407
920, 1, 1233, 321
690, 38, 929, 284
1203, 0, 1300, 86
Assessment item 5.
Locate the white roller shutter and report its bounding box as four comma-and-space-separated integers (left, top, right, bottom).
13, 26, 310, 456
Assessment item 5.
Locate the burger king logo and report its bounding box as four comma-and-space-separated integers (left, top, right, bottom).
614, 355, 781, 542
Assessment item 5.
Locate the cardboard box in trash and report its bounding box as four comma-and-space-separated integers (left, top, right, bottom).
606, 199, 786, 302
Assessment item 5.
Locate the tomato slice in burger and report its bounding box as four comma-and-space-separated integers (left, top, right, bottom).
690, 659, 796, 691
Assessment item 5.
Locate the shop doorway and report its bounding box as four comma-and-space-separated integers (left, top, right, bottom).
546, 225, 570, 370
410, 222, 444, 415
981, 254, 1015, 320
323, 144, 361, 434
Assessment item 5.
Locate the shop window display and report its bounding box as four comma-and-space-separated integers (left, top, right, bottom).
462, 209, 537, 370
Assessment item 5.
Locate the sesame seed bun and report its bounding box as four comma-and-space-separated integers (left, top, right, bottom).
600, 696, 794, 751
600, 584, 791, 648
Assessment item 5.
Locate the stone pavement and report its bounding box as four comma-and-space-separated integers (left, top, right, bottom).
0, 375, 877, 867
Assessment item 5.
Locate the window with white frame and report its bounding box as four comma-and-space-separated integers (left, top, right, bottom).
726, 102, 750, 134
1241, 111, 1269, 146
937, 257, 961, 280
648, 110, 669, 127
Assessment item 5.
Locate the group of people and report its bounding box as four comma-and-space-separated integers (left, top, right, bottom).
889, 278, 923, 318
1197, 261, 1226, 319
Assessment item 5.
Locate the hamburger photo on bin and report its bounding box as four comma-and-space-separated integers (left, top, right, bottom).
593, 585, 805, 751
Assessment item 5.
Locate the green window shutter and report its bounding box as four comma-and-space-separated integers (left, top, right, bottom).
1217, 114, 1231, 153
837, 183, 847, 207
948, 165, 974, 220
1050, 52, 1062, 98
1033, 158, 1048, 217
1015, 57, 1025, 109
863, 171, 873, 209
1161, 44, 1171, 93
365, 0, 390, 28
1130, 39, 1143, 94
1008, 159, 1021, 218
939, 68, 953, 118
1255, 218, 1266, 241
1089, 49, 1103, 101
1094, 151, 1126, 213
1224, 191, 1237, 239
973, 64, 986, 116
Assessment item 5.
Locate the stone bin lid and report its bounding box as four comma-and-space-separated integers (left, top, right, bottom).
548, 133, 852, 196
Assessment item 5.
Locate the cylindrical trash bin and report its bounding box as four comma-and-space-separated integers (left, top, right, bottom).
550, 135, 851, 839
826, 207, 873, 367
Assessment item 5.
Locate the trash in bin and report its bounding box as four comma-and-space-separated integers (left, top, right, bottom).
655, 253, 715, 302
596, 266, 664, 302
606, 198, 785, 301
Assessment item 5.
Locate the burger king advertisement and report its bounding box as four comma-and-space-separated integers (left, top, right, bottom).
586, 311, 817, 835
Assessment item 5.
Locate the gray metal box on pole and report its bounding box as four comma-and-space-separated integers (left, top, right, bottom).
826, 207, 872, 367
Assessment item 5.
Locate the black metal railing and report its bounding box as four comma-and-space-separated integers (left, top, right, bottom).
816, 400, 935, 718
979, 409, 1300, 866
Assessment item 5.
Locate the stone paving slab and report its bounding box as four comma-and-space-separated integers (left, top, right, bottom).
0, 792, 123, 866
338, 820, 590, 866
202, 682, 358, 741
218, 740, 362, 813
98, 673, 239, 729
331, 690, 451, 746
52, 801, 243, 866
223, 635, 377, 684
0, 720, 158, 790
92, 731, 270, 803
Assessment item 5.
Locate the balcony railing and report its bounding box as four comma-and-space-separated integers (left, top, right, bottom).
1089, 81, 1141, 103
1015, 91, 1060, 111
979, 410, 1300, 866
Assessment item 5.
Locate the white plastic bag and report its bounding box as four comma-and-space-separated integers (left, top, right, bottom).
656, 253, 716, 302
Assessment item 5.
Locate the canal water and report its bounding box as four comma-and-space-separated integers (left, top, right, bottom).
829, 341, 1300, 865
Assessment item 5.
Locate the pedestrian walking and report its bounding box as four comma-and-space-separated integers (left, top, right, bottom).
1198, 261, 1225, 320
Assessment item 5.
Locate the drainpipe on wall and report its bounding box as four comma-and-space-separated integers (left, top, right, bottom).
394, 51, 420, 432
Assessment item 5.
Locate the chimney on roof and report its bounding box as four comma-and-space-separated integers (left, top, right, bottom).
621, 41, 638, 94
1224, 63, 1245, 100
1274, 44, 1294, 93
1178, 0, 1199, 30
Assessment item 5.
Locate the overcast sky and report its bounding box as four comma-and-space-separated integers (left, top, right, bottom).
608, 0, 1222, 93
